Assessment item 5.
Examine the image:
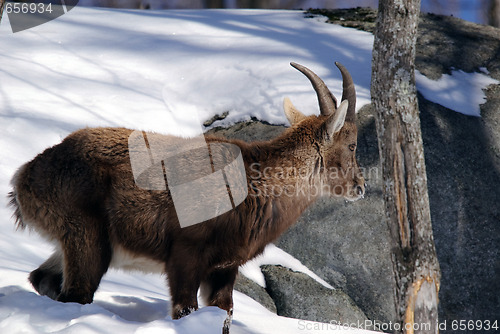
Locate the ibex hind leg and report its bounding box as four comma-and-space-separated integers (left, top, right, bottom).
56, 215, 112, 304
29, 251, 63, 300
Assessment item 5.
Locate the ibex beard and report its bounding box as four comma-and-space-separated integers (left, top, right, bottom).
8, 61, 365, 334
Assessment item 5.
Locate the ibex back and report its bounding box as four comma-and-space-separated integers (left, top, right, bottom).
9, 61, 365, 333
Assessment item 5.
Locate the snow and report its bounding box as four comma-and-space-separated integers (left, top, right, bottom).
0, 270, 373, 334
416, 69, 500, 117
240, 244, 334, 289
0, 8, 374, 138
0, 5, 498, 334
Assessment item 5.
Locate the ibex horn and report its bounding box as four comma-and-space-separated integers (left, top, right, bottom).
335, 62, 356, 122
290, 62, 337, 116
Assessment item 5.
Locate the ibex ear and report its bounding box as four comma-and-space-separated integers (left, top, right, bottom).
283, 97, 307, 125
325, 100, 348, 138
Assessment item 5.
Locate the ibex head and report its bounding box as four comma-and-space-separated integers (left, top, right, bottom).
284, 61, 365, 201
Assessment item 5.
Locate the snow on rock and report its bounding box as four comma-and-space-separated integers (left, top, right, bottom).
240, 244, 334, 289
416, 69, 499, 117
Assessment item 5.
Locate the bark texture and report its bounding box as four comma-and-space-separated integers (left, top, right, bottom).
489, 0, 500, 27
0, 0, 5, 25
371, 1, 441, 333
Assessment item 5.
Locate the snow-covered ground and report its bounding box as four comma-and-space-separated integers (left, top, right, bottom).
0, 6, 497, 334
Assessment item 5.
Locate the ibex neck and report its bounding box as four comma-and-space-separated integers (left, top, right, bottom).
242, 137, 322, 247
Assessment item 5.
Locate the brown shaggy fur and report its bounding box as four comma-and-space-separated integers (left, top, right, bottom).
8, 63, 365, 333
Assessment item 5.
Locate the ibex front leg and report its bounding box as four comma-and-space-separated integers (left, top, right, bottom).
166, 252, 203, 319
200, 267, 238, 334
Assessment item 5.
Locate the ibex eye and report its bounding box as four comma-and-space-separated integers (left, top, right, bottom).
349, 144, 356, 152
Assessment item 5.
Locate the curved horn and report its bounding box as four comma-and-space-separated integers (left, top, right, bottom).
335, 62, 356, 122
290, 62, 337, 116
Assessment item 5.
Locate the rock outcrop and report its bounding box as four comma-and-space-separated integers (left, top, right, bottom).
261, 265, 368, 325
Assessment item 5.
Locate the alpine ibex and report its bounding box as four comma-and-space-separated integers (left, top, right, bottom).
9, 61, 365, 334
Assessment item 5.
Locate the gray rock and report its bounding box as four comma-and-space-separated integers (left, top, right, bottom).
234, 274, 277, 314
208, 118, 285, 142
305, 8, 378, 33
261, 265, 368, 325
417, 13, 500, 80
419, 96, 500, 324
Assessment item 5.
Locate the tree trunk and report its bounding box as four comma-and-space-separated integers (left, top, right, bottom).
489, 0, 500, 27
0, 0, 5, 26
204, 0, 224, 8
371, 1, 441, 333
